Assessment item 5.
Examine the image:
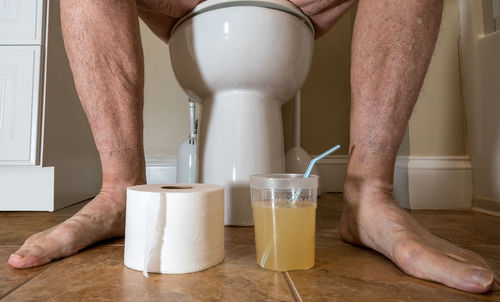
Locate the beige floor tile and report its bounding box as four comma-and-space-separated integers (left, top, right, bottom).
410, 211, 500, 245
316, 208, 342, 222
3, 246, 294, 302
315, 218, 351, 248
289, 273, 498, 302
291, 246, 411, 284
308, 192, 346, 248
97, 237, 125, 246
3, 191, 499, 301
0, 247, 55, 299
224, 243, 257, 266
288, 246, 500, 302
0, 216, 68, 246
224, 226, 255, 245
317, 193, 344, 213
0, 199, 87, 247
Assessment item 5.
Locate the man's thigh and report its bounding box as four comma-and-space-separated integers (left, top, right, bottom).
136, 0, 357, 41
136, 0, 202, 42
136, 0, 202, 18
291, 0, 357, 38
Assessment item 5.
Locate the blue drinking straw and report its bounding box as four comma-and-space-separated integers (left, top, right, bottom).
291, 144, 341, 205
260, 145, 341, 267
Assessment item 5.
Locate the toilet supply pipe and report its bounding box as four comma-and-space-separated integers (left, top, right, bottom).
189, 100, 197, 143
260, 145, 341, 267
176, 99, 198, 183
294, 91, 301, 148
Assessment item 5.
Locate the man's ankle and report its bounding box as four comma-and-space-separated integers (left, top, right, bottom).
344, 174, 393, 196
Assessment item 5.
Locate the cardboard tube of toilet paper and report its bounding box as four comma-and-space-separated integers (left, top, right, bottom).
124, 184, 224, 276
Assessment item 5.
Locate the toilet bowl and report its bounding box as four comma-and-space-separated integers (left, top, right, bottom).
169, 0, 314, 226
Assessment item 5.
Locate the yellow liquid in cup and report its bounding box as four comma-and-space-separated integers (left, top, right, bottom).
252, 201, 316, 271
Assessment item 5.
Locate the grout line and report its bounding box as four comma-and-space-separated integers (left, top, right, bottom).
97, 244, 124, 247
0, 261, 61, 300
463, 243, 500, 246
283, 272, 302, 302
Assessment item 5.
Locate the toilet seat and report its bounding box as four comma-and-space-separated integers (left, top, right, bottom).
171, 0, 315, 35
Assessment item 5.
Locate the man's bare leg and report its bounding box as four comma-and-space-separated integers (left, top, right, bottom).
341, 0, 499, 293
8, 0, 146, 268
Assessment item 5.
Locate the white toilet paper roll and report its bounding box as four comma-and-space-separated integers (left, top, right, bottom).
124, 184, 224, 276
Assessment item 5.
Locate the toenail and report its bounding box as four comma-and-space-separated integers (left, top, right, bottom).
471, 269, 493, 287
9, 254, 23, 263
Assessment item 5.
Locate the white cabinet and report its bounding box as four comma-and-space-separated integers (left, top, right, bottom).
0, 46, 41, 165
0, 0, 100, 211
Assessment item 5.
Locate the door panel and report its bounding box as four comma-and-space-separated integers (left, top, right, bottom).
0, 46, 41, 165
0, 0, 44, 44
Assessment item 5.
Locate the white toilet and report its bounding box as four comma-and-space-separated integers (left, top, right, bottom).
169, 0, 315, 226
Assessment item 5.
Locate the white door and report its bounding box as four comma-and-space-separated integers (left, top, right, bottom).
0, 46, 41, 165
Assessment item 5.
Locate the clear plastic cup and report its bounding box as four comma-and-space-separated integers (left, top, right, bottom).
249, 173, 318, 271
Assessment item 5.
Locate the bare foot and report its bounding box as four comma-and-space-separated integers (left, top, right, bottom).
340, 179, 500, 293
8, 146, 146, 268
8, 188, 128, 268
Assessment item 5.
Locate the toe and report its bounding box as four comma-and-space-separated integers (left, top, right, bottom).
394, 238, 495, 293
466, 268, 495, 292
8, 253, 50, 268
8, 245, 51, 269
8, 254, 24, 268
428, 252, 495, 293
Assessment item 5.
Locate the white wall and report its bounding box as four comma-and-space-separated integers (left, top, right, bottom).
409, 0, 467, 156
289, 10, 354, 156
140, 21, 190, 161
460, 0, 500, 215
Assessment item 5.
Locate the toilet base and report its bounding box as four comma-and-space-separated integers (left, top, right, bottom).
199, 91, 285, 226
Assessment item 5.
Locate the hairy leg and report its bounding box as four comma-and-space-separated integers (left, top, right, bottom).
9, 0, 146, 268
341, 0, 499, 293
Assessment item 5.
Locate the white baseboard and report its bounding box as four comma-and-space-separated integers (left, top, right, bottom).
404, 156, 473, 209
146, 155, 474, 210
472, 196, 500, 217
146, 157, 177, 184
394, 157, 410, 209
316, 155, 348, 192
315, 155, 473, 210
0, 156, 176, 211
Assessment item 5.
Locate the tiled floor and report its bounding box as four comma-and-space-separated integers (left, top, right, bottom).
0, 193, 499, 301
